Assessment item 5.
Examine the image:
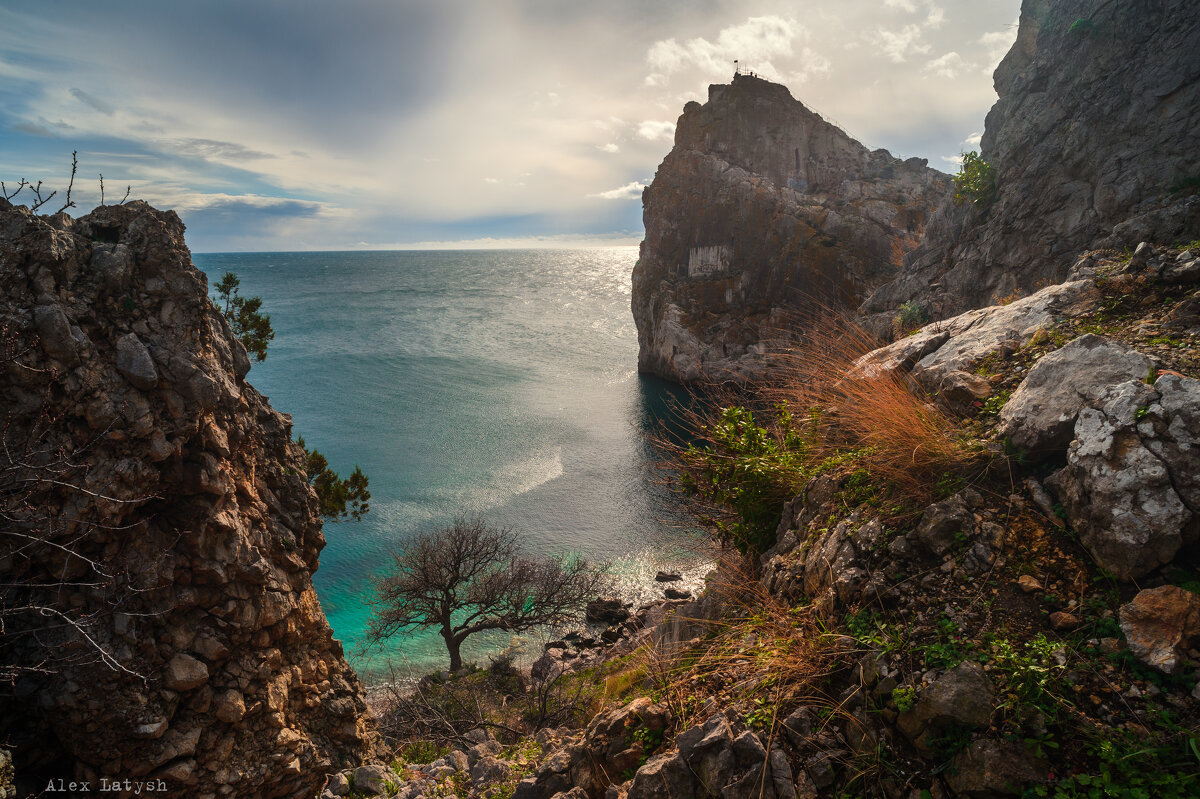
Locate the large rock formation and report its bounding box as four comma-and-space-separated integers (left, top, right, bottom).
0, 200, 375, 795
633, 74, 951, 383
863, 0, 1200, 326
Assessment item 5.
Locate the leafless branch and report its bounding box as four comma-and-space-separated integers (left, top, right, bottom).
54, 151, 78, 214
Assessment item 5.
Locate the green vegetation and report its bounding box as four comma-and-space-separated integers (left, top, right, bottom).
953, 151, 998, 208
297, 437, 371, 522
893, 300, 926, 335
213, 271, 274, 362
678, 403, 813, 554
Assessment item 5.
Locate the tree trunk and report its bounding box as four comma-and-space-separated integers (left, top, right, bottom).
444, 629, 463, 672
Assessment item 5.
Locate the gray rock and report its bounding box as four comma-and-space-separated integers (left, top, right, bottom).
862, 0, 1200, 327
326, 772, 350, 797
999, 334, 1156, 452
913, 491, 976, 556
353, 765, 390, 796
898, 661, 995, 755
1047, 375, 1199, 579
945, 739, 1049, 797
34, 303, 79, 364
115, 332, 158, 389
633, 74, 951, 384
586, 597, 630, 624
626, 751, 694, 799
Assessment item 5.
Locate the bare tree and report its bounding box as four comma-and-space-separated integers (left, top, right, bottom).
366, 516, 610, 672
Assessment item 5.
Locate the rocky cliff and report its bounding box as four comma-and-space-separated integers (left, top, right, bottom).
862, 0, 1200, 327
632, 74, 951, 383
0, 200, 375, 795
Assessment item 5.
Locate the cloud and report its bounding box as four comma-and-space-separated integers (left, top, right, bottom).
941, 154, 963, 166
925, 6, 945, 28
167, 138, 275, 161
483, 177, 500, 184
870, 24, 932, 63
963, 131, 983, 148
923, 51, 967, 78
646, 16, 807, 82
12, 121, 55, 137
980, 23, 1019, 73
69, 88, 114, 115
637, 121, 675, 142
589, 181, 646, 200
884, 0, 918, 11
597, 143, 620, 153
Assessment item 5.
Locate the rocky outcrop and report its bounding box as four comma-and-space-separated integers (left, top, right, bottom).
863, 0, 1200, 325
0, 199, 375, 795
633, 74, 951, 383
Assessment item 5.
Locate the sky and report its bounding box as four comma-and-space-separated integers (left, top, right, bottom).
0, 0, 1019, 252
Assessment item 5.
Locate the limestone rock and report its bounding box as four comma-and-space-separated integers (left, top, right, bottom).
863, 0, 1200, 326
1047, 375, 1199, 579
853, 279, 1100, 398
633, 74, 951, 383
998, 334, 1156, 452
1119, 586, 1200, 674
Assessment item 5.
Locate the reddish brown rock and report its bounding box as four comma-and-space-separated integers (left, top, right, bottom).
1119, 586, 1200, 674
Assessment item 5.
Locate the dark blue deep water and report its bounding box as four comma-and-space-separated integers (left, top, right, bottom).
193, 249, 704, 680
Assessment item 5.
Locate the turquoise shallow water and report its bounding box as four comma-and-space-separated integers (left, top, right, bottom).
193, 249, 704, 680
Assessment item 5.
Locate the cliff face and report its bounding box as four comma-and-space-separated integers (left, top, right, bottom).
862, 0, 1200, 325
0, 200, 375, 794
633, 74, 951, 383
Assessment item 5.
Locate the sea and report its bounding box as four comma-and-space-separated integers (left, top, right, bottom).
193, 249, 706, 682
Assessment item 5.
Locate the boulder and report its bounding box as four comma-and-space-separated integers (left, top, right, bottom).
945, 739, 1049, 797
1047, 375, 1199, 579
115, 331, 159, 390
999, 335, 1156, 453
1119, 586, 1200, 674
913, 491, 979, 556
164, 654, 209, 691
655, 571, 682, 582
898, 661, 995, 755
586, 597, 630, 624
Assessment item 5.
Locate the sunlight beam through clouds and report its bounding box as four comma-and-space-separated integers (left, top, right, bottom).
0, 1, 1020, 250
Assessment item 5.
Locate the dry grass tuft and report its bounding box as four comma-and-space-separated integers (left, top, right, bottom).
644, 555, 853, 736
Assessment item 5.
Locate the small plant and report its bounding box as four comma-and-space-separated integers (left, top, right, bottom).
953, 151, 997, 208
892, 685, 918, 712
893, 300, 926, 336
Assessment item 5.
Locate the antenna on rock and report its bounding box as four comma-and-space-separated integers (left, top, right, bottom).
733, 60, 739, 77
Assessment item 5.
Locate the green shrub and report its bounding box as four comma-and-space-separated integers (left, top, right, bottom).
953, 151, 997, 208
677, 403, 812, 554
